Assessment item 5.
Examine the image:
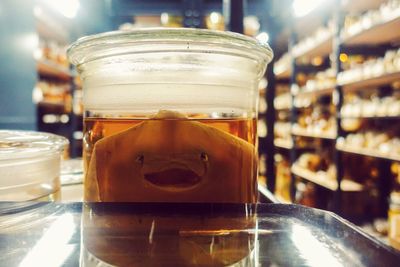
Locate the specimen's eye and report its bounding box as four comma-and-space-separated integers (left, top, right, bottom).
136, 154, 144, 164
200, 152, 208, 162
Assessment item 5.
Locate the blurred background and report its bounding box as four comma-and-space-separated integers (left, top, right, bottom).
1, 0, 400, 250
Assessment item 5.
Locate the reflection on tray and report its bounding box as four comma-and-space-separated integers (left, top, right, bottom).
0, 203, 399, 266
81, 203, 256, 266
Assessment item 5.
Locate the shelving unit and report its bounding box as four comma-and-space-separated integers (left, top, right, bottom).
34, 3, 82, 157
274, 193, 292, 204
337, 145, 400, 162
274, 53, 291, 80
295, 87, 334, 97
337, 0, 400, 227
291, 129, 337, 140
275, 106, 291, 111
340, 115, 400, 119
274, 139, 293, 150
258, 182, 279, 203
37, 59, 73, 81
291, 164, 363, 192
342, 16, 400, 46
270, 0, 400, 225
293, 35, 333, 59
340, 71, 400, 90
36, 7, 69, 45
274, 67, 291, 80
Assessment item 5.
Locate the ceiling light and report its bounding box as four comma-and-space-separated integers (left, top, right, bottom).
293, 0, 328, 17
44, 0, 80, 19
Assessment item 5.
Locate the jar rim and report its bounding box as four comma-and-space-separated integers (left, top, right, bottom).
67, 28, 273, 67
0, 130, 68, 162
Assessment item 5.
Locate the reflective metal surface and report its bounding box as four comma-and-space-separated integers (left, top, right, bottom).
0, 202, 399, 266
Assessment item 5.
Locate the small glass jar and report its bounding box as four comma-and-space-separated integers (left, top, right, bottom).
388, 191, 400, 250
0, 130, 68, 201
68, 28, 273, 203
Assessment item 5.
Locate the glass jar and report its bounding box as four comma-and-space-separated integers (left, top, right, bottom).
389, 191, 400, 250
0, 130, 68, 201
68, 28, 273, 203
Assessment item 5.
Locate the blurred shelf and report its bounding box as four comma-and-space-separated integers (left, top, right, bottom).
291, 164, 363, 192
38, 100, 66, 107
337, 144, 400, 162
339, 71, 400, 90
35, 7, 69, 44
258, 182, 279, 203
275, 106, 291, 111
292, 128, 337, 140
274, 67, 291, 80
274, 139, 293, 149
275, 194, 292, 204
342, 16, 400, 46
37, 59, 72, 81
342, 0, 385, 13
293, 35, 333, 60
293, 105, 313, 109
341, 115, 400, 120
274, 93, 292, 110
296, 87, 334, 97
274, 53, 291, 80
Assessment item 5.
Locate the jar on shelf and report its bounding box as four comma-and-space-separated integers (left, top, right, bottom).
389, 191, 400, 250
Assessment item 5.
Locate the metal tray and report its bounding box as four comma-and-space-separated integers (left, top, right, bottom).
1, 202, 399, 266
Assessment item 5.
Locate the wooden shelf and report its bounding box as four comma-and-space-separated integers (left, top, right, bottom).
342, 16, 400, 46
341, 115, 400, 120
258, 183, 280, 203
339, 71, 400, 91
296, 87, 334, 97
292, 128, 337, 140
275, 106, 291, 111
274, 67, 290, 80
274, 139, 293, 149
291, 164, 363, 192
294, 105, 313, 109
275, 194, 292, 204
38, 100, 66, 107
274, 53, 291, 80
342, 0, 384, 13
293, 35, 333, 60
37, 59, 72, 81
258, 177, 292, 204
337, 144, 400, 162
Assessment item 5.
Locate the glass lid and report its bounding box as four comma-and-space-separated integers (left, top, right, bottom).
0, 130, 68, 162
67, 28, 273, 68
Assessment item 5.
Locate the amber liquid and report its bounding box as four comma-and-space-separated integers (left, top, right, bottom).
83, 117, 258, 203
82, 203, 256, 266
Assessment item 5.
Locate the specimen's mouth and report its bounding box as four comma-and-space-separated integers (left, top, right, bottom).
144, 168, 202, 189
